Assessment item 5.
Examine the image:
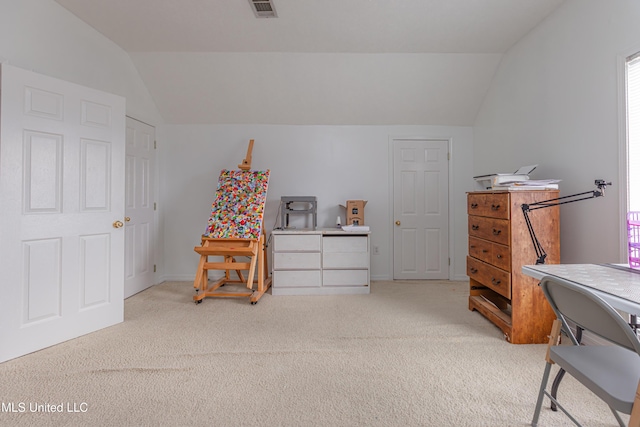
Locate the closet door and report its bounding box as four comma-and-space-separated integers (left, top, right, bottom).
0, 64, 126, 363
393, 139, 449, 280
124, 117, 156, 298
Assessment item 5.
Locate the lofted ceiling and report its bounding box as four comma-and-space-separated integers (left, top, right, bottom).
54, 0, 566, 125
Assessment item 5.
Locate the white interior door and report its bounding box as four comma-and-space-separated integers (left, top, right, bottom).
124, 117, 156, 298
393, 139, 449, 280
0, 64, 126, 363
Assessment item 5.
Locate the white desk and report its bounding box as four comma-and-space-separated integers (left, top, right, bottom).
522, 264, 640, 315
523, 263, 640, 411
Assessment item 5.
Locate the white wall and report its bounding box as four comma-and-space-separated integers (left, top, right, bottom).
160, 125, 474, 281
131, 52, 502, 126
474, 0, 640, 264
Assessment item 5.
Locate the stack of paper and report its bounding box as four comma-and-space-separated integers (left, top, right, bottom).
496, 179, 561, 190
341, 224, 370, 232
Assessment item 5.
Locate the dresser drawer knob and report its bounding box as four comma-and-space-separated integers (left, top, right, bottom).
496, 254, 502, 259
471, 225, 479, 230
491, 204, 501, 211
492, 229, 501, 235
482, 249, 488, 253
469, 267, 478, 274
492, 278, 501, 285
470, 203, 478, 209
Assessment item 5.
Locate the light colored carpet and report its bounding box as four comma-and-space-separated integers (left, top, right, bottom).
0, 280, 627, 426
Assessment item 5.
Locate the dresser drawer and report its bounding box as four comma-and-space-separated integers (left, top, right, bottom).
468, 216, 509, 246
491, 242, 510, 272
467, 256, 511, 299
469, 236, 510, 271
273, 234, 321, 252
322, 269, 368, 287
273, 252, 321, 270
322, 236, 368, 253
467, 193, 510, 219
323, 252, 369, 269
273, 270, 322, 288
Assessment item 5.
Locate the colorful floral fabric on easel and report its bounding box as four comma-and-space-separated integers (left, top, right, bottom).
204, 170, 270, 239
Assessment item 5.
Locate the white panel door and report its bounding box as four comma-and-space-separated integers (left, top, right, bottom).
124, 117, 156, 298
0, 64, 126, 363
393, 139, 449, 280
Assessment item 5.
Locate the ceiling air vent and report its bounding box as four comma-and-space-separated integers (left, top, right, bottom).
249, 0, 277, 18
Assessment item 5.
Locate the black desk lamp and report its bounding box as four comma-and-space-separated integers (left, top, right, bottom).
521, 179, 612, 264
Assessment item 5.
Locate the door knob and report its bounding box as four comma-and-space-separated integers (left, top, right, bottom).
395, 221, 401, 226
113, 220, 124, 228
125, 217, 131, 222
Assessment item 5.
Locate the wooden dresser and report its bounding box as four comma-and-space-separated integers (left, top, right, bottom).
467, 190, 560, 344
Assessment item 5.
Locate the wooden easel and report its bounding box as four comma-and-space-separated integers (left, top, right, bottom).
192, 140, 272, 304
238, 139, 254, 170
193, 235, 271, 304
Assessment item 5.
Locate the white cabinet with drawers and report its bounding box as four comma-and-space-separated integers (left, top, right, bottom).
271, 229, 370, 295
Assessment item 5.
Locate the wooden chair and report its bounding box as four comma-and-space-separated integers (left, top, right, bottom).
192, 167, 271, 305
532, 276, 640, 427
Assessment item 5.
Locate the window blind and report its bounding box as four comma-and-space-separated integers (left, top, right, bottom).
627, 54, 640, 211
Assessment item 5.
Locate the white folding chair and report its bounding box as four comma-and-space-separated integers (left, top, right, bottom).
532, 276, 640, 427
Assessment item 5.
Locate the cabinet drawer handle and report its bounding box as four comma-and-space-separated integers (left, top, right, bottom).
491, 204, 501, 211
469, 267, 478, 274
482, 249, 488, 253
496, 254, 502, 259
492, 229, 501, 235
492, 278, 501, 285
471, 225, 479, 230
470, 203, 478, 209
